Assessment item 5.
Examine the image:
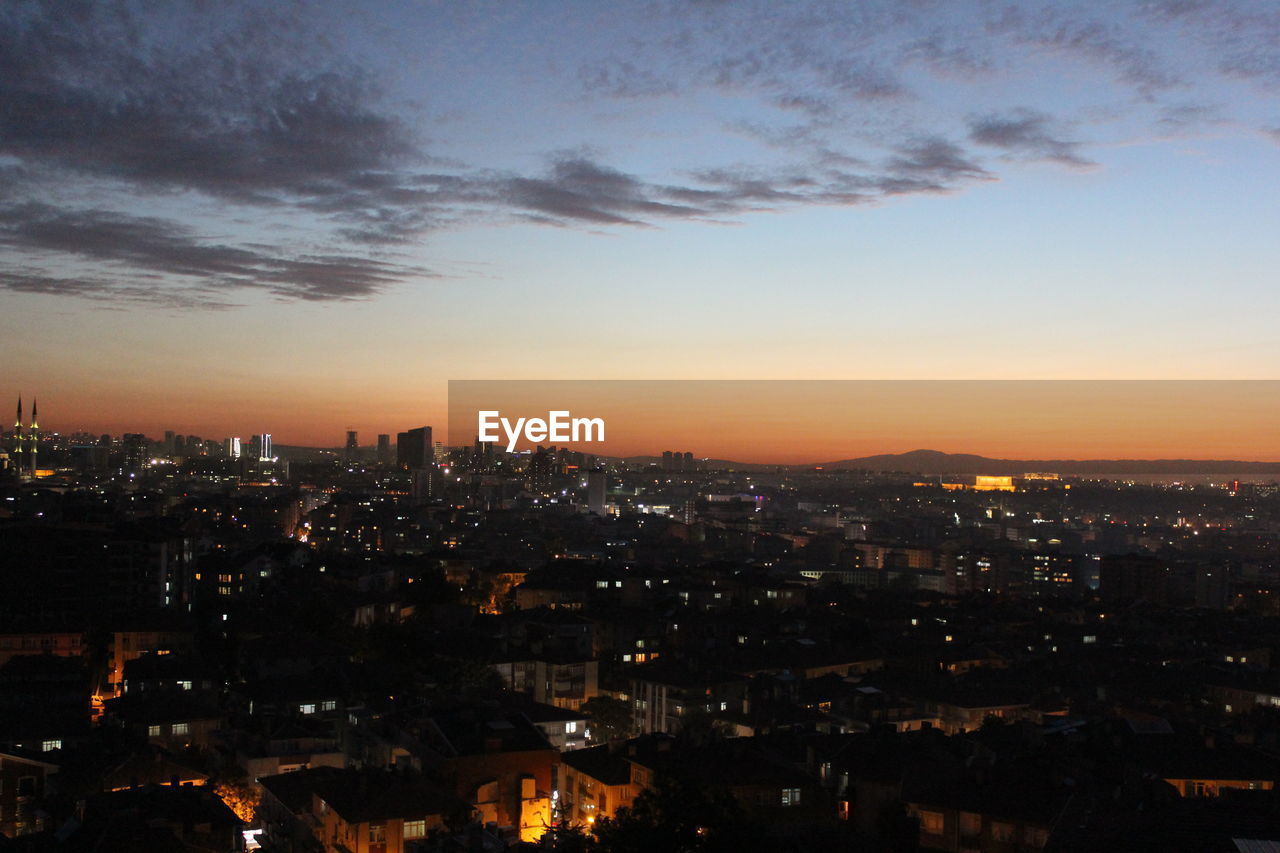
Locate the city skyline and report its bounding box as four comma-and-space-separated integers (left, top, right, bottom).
3, 1, 1280, 443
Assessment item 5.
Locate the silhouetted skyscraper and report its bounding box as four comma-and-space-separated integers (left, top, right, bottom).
122, 433, 147, 473
377, 433, 391, 463
345, 430, 359, 460
396, 426, 433, 469
587, 468, 606, 515
528, 449, 553, 494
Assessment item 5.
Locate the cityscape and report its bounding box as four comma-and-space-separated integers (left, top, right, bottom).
4, 1, 1280, 852
3, 412, 1280, 851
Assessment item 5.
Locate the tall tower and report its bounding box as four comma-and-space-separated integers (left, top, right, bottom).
29, 398, 37, 475
12, 398, 22, 469
587, 468, 606, 515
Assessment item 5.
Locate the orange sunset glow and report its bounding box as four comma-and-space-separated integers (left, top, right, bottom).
446, 381, 1280, 464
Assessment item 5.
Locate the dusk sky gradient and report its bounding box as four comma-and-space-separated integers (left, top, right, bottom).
2, 0, 1279, 450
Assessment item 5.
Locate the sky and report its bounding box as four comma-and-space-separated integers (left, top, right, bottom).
2, 0, 1279, 452
448, 380, 1280, 463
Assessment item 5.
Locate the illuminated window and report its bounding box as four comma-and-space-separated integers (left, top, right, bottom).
369, 823, 386, 843
919, 810, 944, 835
404, 820, 426, 839
172, 722, 189, 736
41, 739, 61, 752
565, 721, 577, 734
148, 725, 161, 737
300, 703, 316, 715
781, 788, 801, 807
321, 700, 336, 712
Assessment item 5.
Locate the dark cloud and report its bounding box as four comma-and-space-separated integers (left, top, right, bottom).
968, 110, 1096, 168
0, 0, 439, 304
502, 158, 706, 226
0, 203, 431, 306
0, 3, 418, 206
820, 57, 911, 101
887, 138, 990, 184
11, 0, 1267, 309
499, 140, 990, 226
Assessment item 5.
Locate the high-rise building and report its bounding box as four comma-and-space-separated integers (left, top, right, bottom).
396, 426, 433, 469
225, 437, 241, 459
659, 450, 696, 472
528, 450, 553, 494
587, 468, 607, 515
376, 433, 391, 463
345, 430, 359, 460
122, 433, 148, 473
260, 433, 273, 460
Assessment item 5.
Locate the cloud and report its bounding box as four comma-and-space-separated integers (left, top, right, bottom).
501, 158, 704, 226
578, 59, 678, 98
0, 0, 438, 303
0, 3, 418, 205
4, 0, 1274, 308
968, 109, 1096, 167
887, 138, 990, 184
0, 203, 431, 307
988, 6, 1180, 94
